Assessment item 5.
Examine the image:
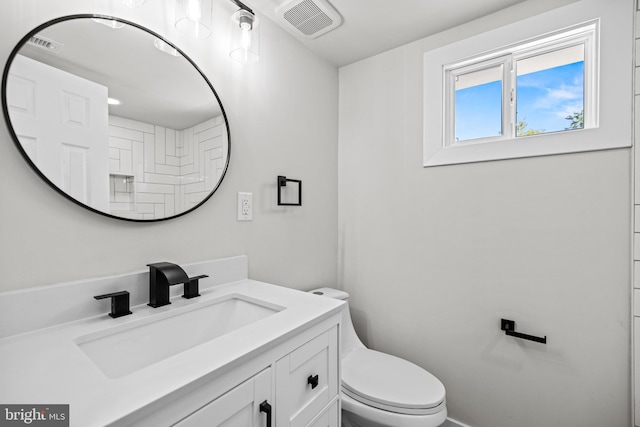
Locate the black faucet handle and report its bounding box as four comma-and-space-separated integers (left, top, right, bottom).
183, 275, 208, 299
94, 291, 132, 318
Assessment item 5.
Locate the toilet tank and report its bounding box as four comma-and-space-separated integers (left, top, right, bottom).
308, 287, 365, 356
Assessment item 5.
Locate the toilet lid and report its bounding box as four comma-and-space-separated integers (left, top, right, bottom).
342, 348, 446, 416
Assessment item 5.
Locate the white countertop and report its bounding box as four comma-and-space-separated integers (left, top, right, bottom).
0, 279, 343, 426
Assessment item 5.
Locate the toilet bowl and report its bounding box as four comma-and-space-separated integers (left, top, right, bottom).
309, 288, 447, 427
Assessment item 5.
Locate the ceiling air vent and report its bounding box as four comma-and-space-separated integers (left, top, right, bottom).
27, 35, 63, 53
276, 0, 342, 39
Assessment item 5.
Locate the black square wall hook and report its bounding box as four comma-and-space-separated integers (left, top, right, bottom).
277, 175, 302, 206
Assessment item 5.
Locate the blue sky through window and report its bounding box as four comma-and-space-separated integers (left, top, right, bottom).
516, 61, 584, 134
454, 61, 584, 141
455, 80, 502, 141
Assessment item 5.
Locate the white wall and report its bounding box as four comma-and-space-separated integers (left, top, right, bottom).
0, 0, 338, 292
338, 1, 632, 426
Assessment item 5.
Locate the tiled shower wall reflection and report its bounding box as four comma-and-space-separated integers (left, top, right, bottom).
107, 115, 227, 220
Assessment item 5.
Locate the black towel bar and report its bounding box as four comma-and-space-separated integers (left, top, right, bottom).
501, 318, 546, 344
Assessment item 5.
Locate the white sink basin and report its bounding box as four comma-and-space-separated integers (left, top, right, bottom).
75, 294, 283, 378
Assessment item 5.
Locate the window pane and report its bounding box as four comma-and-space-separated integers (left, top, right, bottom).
516, 44, 585, 136
454, 65, 503, 142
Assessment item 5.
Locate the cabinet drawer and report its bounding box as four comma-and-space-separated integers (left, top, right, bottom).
276, 326, 339, 427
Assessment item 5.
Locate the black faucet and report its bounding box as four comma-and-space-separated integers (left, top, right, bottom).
147, 262, 208, 307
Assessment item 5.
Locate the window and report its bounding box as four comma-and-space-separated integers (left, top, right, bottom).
515, 45, 586, 136
453, 61, 505, 142
421, 4, 634, 169
444, 22, 597, 146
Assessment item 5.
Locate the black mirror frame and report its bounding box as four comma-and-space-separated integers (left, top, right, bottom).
1, 14, 231, 222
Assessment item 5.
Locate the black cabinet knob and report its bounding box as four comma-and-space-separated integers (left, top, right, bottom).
307, 374, 319, 389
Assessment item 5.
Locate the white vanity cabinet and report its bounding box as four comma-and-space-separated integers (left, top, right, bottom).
174, 368, 272, 427
168, 321, 340, 427
276, 326, 339, 427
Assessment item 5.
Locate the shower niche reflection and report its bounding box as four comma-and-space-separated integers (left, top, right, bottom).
109, 174, 135, 213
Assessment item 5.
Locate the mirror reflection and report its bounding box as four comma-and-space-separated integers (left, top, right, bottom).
3, 15, 229, 221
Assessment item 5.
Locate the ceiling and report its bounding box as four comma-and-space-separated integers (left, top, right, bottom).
252, 0, 555, 67
10, 0, 576, 130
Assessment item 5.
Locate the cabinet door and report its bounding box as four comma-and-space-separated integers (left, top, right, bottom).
174, 368, 272, 427
275, 326, 339, 427
306, 398, 339, 427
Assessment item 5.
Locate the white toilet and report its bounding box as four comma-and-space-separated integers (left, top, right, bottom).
310, 288, 447, 427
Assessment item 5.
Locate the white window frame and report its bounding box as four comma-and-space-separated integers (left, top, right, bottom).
423, 3, 632, 167
511, 24, 599, 132
444, 24, 597, 147
445, 55, 511, 145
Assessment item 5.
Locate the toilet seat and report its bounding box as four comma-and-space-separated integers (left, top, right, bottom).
341, 348, 446, 416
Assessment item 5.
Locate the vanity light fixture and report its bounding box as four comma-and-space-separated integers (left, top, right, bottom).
153, 38, 180, 56
107, 97, 121, 105
91, 18, 125, 29
229, 0, 259, 63
175, 0, 213, 39
122, 0, 147, 7
230, 9, 259, 63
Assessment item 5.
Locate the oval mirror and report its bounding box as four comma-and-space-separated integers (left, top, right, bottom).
2, 14, 230, 221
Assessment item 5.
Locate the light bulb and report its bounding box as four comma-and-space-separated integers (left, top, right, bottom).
241, 26, 251, 50
237, 12, 254, 53
187, 0, 202, 21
